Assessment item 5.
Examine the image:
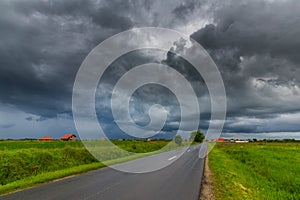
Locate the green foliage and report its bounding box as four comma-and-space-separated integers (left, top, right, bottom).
174, 135, 183, 146
0, 142, 97, 186
190, 130, 205, 143
209, 142, 300, 200
0, 139, 183, 192
111, 140, 170, 153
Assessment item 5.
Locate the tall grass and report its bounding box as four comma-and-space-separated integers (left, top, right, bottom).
209, 142, 300, 200
0, 142, 96, 185
0, 140, 174, 190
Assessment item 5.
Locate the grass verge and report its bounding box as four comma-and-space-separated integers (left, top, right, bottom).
209, 142, 300, 200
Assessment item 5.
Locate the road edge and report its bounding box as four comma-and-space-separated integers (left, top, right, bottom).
199, 154, 215, 200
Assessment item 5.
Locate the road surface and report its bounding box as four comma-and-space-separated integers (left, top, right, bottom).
1, 144, 206, 200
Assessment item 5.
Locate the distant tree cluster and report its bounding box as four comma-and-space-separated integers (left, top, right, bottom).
190, 130, 205, 143
173, 130, 205, 146
261, 138, 298, 142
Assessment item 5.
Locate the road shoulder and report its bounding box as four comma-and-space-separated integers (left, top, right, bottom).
199, 155, 215, 200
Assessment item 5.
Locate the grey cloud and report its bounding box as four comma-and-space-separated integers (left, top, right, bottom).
192, 0, 300, 62
0, 0, 198, 121
172, 0, 198, 19
25, 116, 47, 122
0, 0, 138, 119
25, 116, 34, 121
223, 112, 300, 134
1, 0, 300, 137
8, 0, 134, 29
191, 0, 300, 80
1, 123, 15, 129
190, 0, 300, 124
95, 48, 211, 130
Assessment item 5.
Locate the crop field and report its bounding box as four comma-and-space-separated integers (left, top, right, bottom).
0, 139, 177, 194
209, 142, 300, 200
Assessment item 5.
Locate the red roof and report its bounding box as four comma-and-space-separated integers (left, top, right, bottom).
39, 136, 54, 140
61, 134, 76, 140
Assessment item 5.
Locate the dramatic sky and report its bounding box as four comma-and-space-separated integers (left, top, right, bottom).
1, 0, 300, 139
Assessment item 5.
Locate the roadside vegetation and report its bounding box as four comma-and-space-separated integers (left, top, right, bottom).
0, 130, 205, 195
0, 139, 186, 194
111, 139, 176, 153
209, 142, 300, 200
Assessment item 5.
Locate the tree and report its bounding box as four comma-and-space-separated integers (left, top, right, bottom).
174, 135, 183, 146
190, 130, 205, 143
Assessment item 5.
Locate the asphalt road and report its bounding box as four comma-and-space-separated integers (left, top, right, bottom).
1, 144, 206, 200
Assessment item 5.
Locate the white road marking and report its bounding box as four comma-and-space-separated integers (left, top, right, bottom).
168, 156, 177, 161
187, 149, 190, 152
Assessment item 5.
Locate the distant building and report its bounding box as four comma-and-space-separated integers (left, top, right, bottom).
146, 138, 152, 142
99, 137, 107, 141
235, 140, 249, 143
216, 138, 231, 142
61, 134, 76, 141
39, 136, 54, 141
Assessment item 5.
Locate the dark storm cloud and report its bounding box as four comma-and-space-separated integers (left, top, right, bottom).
0, 0, 137, 119
1, 0, 300, 138
0, 0, 208, 122
95, 50, 182, 137
191, 0, 300, 74
191, 0, 300, 123
11, 0, 134, 29
94, 48, 211, 137
192, 0, 300, 63
0, 0, 199, 122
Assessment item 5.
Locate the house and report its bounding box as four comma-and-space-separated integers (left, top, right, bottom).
216, 138, 225, 142
99, 137, 107, 141
61, 134, 76, 141
39, 136, 54, 141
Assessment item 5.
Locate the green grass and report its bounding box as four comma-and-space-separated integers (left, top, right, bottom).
209, 142, 300, 200
111, 140, 177, 153
0, 139, 184, 195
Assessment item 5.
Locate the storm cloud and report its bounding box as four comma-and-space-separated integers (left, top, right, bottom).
191, 0, 300, 135
1, 0, 300, 139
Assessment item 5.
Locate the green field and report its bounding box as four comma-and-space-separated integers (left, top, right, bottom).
0, 139, 179, 194
209, 142, 300, 200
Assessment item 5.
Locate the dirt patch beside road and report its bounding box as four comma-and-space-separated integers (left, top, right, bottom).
199, 155, 215, 200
